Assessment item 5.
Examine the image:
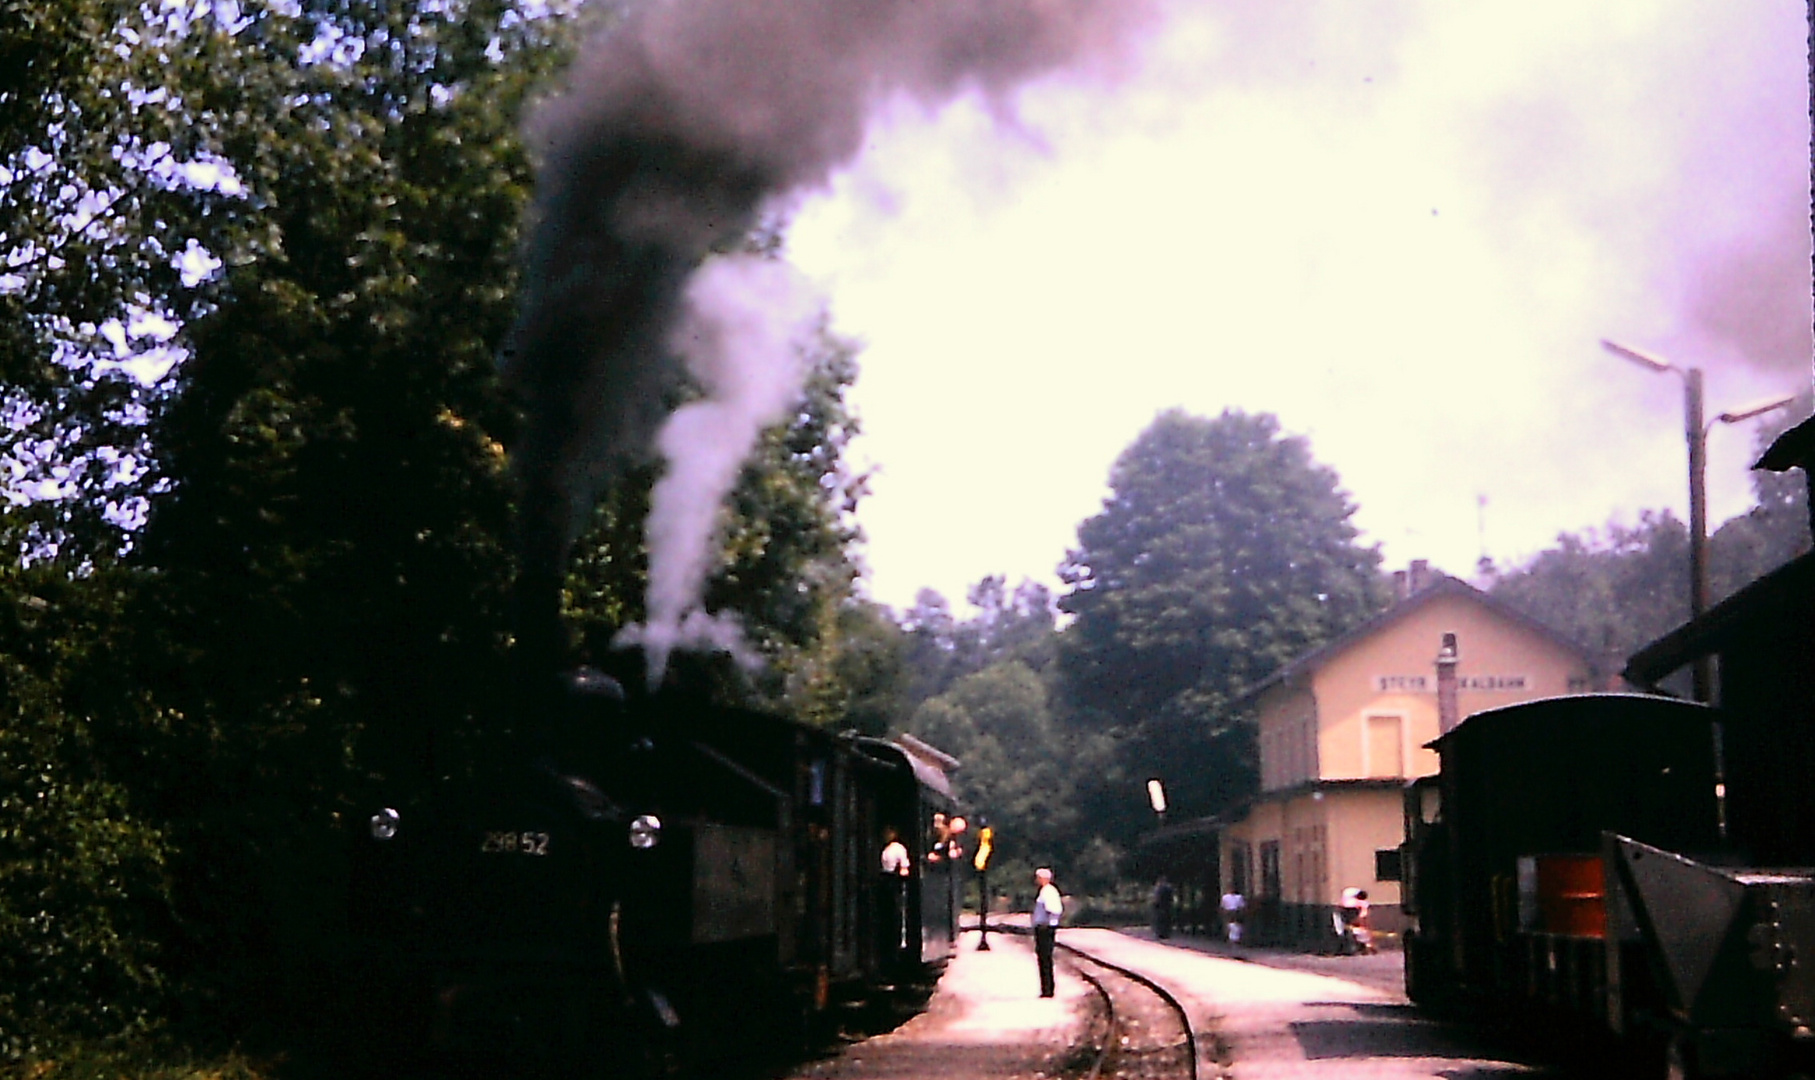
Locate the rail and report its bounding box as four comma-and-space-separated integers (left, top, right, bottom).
1057, 938, 1199, 1080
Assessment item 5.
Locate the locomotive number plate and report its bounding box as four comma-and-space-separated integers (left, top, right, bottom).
480, 830, 550, 855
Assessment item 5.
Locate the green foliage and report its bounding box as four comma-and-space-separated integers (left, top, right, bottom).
111, 0, 575, 1026
1709, 394, 1813, 599
1490, 397, 1812, 668
712, 320, 868, 719
0, 0, 585, 1043
0, 1040, 275, 1080
0, 0, 250, 557
898, 576, 1058, 708
1489, 510, 1691, 664
0, 565, 169, 1057
824, 600, 913, 737
903, 661, 1087, 869
1056, 408, 1387, 830
0, 0, 867, 1057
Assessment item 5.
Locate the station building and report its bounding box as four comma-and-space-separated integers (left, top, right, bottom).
1217, 562, 1601, 947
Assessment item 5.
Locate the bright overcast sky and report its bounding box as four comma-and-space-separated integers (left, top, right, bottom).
785, 0, 1812, 614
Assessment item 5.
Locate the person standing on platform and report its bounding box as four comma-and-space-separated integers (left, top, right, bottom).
1032, 867, 1062, 997
1151, 876, 1176, 940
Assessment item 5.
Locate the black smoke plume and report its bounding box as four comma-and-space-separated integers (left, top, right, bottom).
502, 0, 1155, 688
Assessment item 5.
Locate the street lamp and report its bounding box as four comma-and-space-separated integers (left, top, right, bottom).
1601, 339, 1797, 701
1147, 778, 1168, 828
1717, 395, 1800, 425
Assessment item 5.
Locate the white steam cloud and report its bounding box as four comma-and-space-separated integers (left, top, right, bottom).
614, 254, 819, 685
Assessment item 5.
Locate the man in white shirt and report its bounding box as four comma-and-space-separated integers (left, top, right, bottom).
879, 828, 910, 957
1032, 867, 1062, 997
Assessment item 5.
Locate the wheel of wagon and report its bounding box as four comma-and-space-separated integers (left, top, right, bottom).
1664, 1032, 1700, 1080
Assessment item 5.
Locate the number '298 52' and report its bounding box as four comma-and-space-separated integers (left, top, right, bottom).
481, 830, 550, 855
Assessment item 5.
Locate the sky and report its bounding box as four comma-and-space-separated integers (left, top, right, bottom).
782, 0, 1813, 614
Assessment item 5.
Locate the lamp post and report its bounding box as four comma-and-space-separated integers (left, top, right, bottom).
1601, 339, 1796, 701
1147, 778, 1168, 828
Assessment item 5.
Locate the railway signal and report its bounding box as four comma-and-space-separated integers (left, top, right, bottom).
974, 820, 994, 950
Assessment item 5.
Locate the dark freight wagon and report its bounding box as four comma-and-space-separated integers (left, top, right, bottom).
1402, 554, 1815, 1078
1402, 696, 1721, 1010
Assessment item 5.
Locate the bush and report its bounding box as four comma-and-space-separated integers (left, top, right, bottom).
0, 1039, 275, 1080
0, 697, 171, 1058
0, 571, 173, 1059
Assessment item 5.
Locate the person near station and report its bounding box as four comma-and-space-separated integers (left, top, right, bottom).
1340, 887, 1374, 954
1151, 875, 1176, 940
879, 827, 911, 958
1219, 888, 1246, 945
1032, 867, 1063, 997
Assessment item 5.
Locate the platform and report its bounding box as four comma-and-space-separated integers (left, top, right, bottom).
789, 930, 1091, 1079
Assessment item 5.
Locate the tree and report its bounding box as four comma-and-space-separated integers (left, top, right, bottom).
1492, 395, 1812, 677
0, 0, 241, 559
0, 562, 169, 1056
96, 0, 571, 1031
1057, 408, 1387, 830
902, 661, 1087, 870
1709, 393, 1813, 600
0, 0, 877, 1049
823, 599, 913, 737
893, 575, 1058, 711
1490, 511, 1691, 669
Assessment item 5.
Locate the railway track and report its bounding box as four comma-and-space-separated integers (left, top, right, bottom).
1057, 939, 1200, 1080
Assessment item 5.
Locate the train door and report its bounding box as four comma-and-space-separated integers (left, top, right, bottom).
830, 754, 859, 978
917, 804, 959, 962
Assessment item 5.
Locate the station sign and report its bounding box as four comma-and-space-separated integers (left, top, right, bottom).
1373, 674, 1530, 692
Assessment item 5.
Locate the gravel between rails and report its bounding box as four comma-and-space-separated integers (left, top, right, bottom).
1058, 945, 1197, 1080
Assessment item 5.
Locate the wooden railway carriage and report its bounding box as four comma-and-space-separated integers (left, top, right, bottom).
350, 679, 958, 1074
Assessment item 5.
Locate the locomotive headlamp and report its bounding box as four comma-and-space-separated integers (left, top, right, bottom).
369, 807, 400, 841
628, 814, 663, 850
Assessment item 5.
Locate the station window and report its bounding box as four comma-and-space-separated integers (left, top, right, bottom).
1365, 713, 1405, 778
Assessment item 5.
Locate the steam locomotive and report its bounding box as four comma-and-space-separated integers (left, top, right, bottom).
348, 672, 960, 1076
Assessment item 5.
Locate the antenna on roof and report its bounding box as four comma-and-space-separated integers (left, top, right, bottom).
1475, 494, 1494, 579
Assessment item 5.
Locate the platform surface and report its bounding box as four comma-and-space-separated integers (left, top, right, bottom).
789, 930, 1091, 1080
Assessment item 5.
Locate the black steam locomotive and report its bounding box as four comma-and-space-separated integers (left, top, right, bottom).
348, 673, 960, 1075
1402, 550, 1815, 1078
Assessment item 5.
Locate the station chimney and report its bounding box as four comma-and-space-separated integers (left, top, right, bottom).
1436, 632, 1461, 735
